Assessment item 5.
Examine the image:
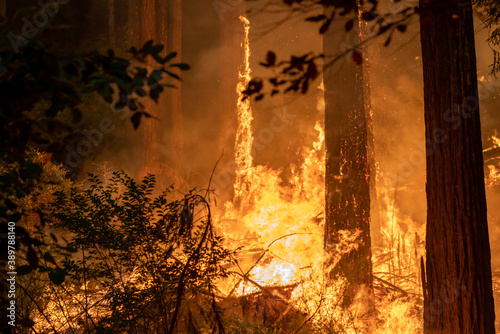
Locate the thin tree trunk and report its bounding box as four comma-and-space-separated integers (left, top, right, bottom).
420, 0, 495, 332
167, 0, 183, 174
323, 7, 373, 307
0, 0, 6, 20
128, 0, 163, 176
109, 0, 116, 48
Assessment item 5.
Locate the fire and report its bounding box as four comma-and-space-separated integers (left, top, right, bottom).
486, 134, 500, 187
31, 13, 444, 334
234, 15, 254, 204
217, 15, 426, 333
218, 16, 325, 298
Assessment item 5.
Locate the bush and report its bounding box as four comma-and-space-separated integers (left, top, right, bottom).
31, 171, 233, 333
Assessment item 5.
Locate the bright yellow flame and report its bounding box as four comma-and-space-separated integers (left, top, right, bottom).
486, 134, 500, 187
234, 15, 253, 204
219, 17, 326, 298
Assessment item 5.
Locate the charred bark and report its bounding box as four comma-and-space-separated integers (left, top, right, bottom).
420, 0, 496, 332
323, 8, 374, 307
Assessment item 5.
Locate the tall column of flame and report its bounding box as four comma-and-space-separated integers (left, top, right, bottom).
233, 16, 254, 205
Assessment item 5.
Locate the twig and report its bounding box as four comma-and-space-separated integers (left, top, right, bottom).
291, 294, 324, 334
373, 275, 408, 297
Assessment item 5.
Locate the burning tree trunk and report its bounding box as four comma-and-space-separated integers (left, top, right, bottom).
323, 7, 374, 307
419, 0, 496, 332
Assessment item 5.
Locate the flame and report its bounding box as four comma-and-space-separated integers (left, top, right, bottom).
219, 16, 425, 332
218, 16, 326, 298
486, 134, 500, 187
234, 15, 253, 204
33, 14, 436, 334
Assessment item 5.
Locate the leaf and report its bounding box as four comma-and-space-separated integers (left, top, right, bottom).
352, 49, 363, 65
306, 61, 318, 80
319, 18, 332, 34
260, 51, 276, 67
242, 79, 263, 97
361, 10, 378, 21
139, 40, 154, 54
150, 85, 164, 102
17, 265, 32, 275
170, 63, 190, 70
27, 246, 39, 269
135, 88, 147, 97
131, 112, 142, 130
98, 83, 113, 103
43, 252, 56, 265
270, 78, 285, 86
149, 44, 164, 55
345, 19, 354, 32
164, 70, 180, 80
128, 100, 138, 111
301, 79, 309, 94
266, 51, 276, 66
50, 233, 58, 242
306, 14, 327, 22
114, 99, 127, 110
49, 268, 66, 285
163, 52, 177, 63
384, 36, 392, 46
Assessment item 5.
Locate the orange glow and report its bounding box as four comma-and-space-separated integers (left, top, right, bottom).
215, 15, 426, 333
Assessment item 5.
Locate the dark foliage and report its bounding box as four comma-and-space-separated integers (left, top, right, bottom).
19, 171, 232, 333
244, 0, 500, 99
0, 18, 189, 287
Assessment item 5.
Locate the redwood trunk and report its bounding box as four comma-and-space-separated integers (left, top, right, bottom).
167, 0, 183, 174
323, 9, 373, 305
420, 0, 495, 332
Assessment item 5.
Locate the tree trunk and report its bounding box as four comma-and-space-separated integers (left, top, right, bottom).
127, 0, 170, 178
323, 7, 373, 307
0, 0, 6, 20
108, 0, 116, 48
420, 0, 496, 332
167, 0, 183, 174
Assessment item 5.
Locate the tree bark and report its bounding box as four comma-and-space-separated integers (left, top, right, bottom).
108, 0, 116, 48
127, 0, 171, 178
420, 0, 496, 332
0, 0, 6, 20
323, 8, 373, 307
167, 0, 184, 174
